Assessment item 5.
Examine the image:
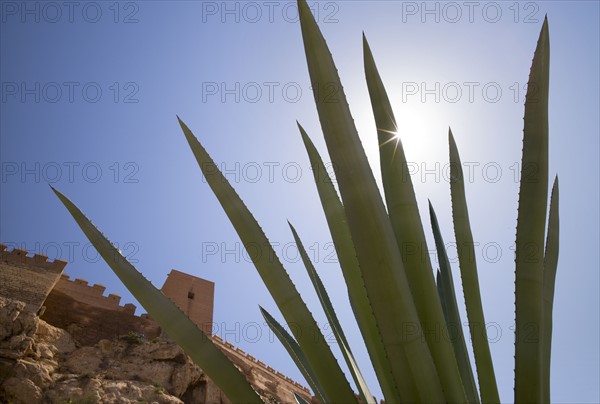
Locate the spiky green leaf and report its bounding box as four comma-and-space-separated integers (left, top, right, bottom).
294, 392, 310, 404
297, 0, 443, 400
436, 271, 448, 321
178, 117, 356, 402
449, 129, 500, 403
364, 34, 466, 403
514, 17, 550, 403
542, 176, 559, 403
430, 201, 480, 404
51, 187, 261, 403
298, 124, 400, 402
259, 307, 327, 403
289, 222, 375, 404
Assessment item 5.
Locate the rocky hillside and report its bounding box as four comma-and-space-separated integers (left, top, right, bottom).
0, 297, 284, 403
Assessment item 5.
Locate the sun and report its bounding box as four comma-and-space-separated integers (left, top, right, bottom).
379, 127, 402, 161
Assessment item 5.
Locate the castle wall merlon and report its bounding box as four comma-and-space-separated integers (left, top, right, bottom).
0, 244, 66, 313
92, 284, 107, 295
1, 247, 312, 401
123, 303, 136, 315
0, 243, 67, 273
53, 274, 135, 315
108, 294, 121, 304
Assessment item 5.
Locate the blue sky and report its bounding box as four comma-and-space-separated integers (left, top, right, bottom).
1, 1, 598, 402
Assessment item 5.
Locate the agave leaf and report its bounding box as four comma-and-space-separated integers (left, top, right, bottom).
297, 0, 443, 400
177, 117, 356, 402
449, 129, 500, 403
51, 187, 261, 403
542, 176, 559, 403
289, 222, 376, 404
294, 392, 310, 404
429, 201, 480, 404
364, 34, 466, 403
436, 271, 449, 321
298, 123, 400, 402
259, 306, 327, 403
514, 17, 550, 403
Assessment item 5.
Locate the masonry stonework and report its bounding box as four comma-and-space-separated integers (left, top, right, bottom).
52, 274, 128, 312
0, 244, 66, 313
41, 274, 162, 346
39, 269, 217, 346
161, 269, 215, 335
213, 335, 312, 402
0, 244, 314, 401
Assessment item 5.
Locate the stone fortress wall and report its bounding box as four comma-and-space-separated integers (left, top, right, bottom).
52, 274, 137, 314
0, 243, 312, 401
40, 273, 163, 346
0, 244, 66, 314
212, 335, 312, 399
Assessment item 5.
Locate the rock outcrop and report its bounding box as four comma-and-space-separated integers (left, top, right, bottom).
0, 297, 313, 403
0, 247, 313, 403
0, 297, 234, 403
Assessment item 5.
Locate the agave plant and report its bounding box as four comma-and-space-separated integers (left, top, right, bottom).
53, 0, 559, 402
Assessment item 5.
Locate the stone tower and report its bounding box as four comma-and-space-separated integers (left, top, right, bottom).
161, 269, 214, 335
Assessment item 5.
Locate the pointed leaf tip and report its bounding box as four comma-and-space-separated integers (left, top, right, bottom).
428, 200, 436, 220
537, 15, 550, 49
362, 34, 374, 60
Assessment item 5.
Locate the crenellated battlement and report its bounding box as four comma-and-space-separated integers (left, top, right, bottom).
0, 242, 312, 400
212, 335, 311, 394
42, 272, 162, 347
54, 274, 138, 315
0, 243, 67, 313
0, 243, 67, 273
